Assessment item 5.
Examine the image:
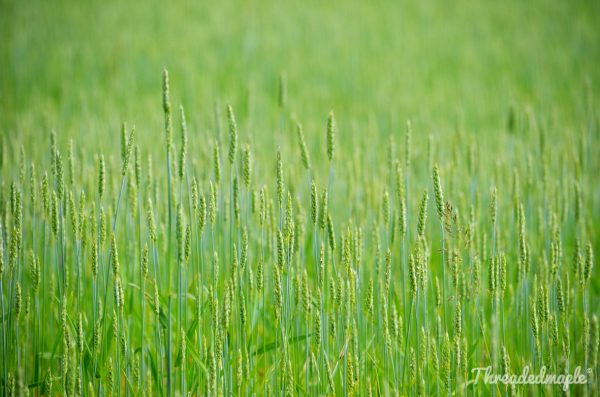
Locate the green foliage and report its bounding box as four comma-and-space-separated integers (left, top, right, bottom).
0, 1, 599, 396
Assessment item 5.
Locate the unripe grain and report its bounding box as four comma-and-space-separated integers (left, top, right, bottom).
326, 111, 335, 162
296, 122, 311, 170
242, 144, 251, 187
417, 190, 428, 237
276, 150, 284, 206
227, 104, 238, 166
433, 164, 444, 219
121, 125, 135, 177
163, 68, 172, 152
179, 106, 188, 180
111, 233, 119, 275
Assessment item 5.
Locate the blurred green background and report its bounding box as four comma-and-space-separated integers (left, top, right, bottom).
1, 0, 599, 158
1, 2, 599, 394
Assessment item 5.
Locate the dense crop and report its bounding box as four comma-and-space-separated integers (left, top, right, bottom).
1, 1, 599, 396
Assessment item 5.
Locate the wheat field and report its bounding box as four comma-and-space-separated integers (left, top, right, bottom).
0, 0, 599, 396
